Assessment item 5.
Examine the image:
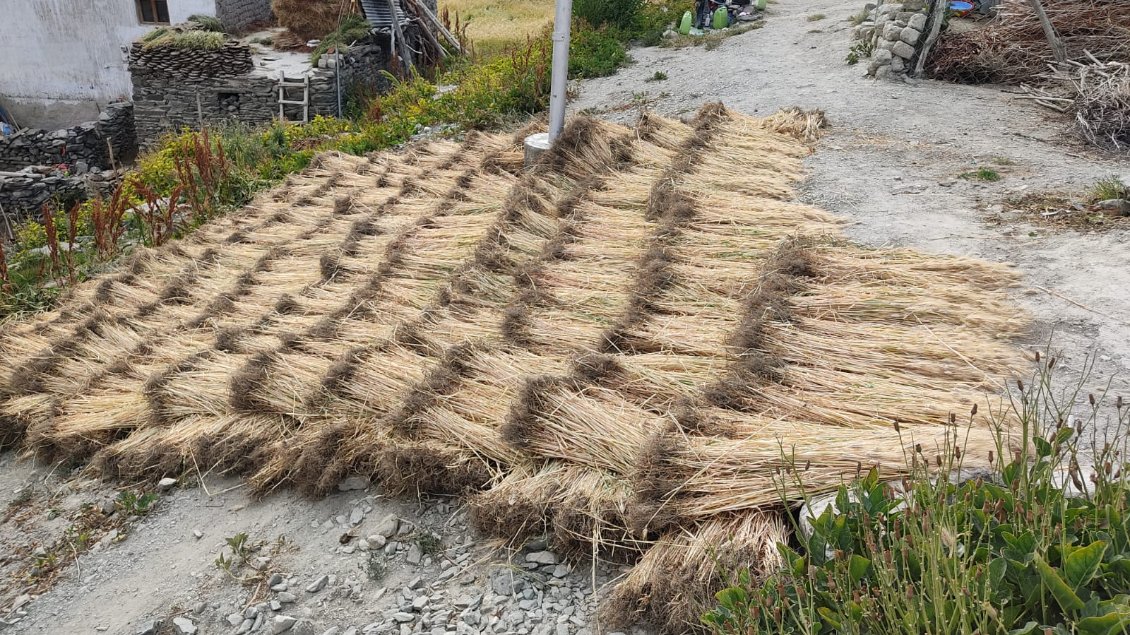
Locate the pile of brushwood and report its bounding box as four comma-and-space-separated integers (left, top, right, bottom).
929, 0, 1130, 151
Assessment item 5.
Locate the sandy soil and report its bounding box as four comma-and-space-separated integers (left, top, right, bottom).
3, 1, 1129, 633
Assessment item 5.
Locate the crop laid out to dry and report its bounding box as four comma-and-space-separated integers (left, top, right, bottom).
0, 105, 1028, 632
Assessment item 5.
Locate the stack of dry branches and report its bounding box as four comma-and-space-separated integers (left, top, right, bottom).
929, 0, 1130, 84
1055, 58, 1129, 150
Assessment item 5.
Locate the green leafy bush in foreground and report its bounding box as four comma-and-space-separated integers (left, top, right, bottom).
705, 357, 1130, 635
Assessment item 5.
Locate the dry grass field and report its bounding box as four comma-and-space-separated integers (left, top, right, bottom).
0, 105, 1028, 632
440, 0, 555, 54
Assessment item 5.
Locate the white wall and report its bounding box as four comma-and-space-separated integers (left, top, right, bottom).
170, 0, 219, 24
0, 0, 218, 129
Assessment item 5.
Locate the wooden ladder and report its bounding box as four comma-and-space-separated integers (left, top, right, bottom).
277, 75, 310, 123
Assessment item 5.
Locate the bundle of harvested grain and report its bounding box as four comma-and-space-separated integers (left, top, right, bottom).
0, 104, 1029, 634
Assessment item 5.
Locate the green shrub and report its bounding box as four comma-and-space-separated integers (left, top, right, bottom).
141, 28, 225, 50
187, 14, 225, 33
703, 360, 1130, 635
569, 25, 629, 79
311, 14, 373, 65
574, 0, 643, 30
960, 167, 1002, 182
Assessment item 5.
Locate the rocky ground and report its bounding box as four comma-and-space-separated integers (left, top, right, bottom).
0, 462, 636, 635
3, 0, 1130, 633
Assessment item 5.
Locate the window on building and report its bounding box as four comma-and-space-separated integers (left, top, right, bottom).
137, 0, 171, 24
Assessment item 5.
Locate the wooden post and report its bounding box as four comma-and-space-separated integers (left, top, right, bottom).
386, 0, 414, 72
1026, 0, 1066, 63
913, 0, 948, 77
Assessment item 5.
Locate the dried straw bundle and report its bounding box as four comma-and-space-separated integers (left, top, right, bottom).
534, 117, 632, 181
469, 461, 561, 544
504, 383, 663, 475
632, 411, 997, 529
574, 352, 727, 414
760, 107, 828, 143
247, 414, 390, 495
376, 439, 497, 495
602, 512, 789, 634
549, 466, 647, 563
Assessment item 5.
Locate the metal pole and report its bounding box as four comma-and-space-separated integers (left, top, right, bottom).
547, 0, 573, 142
335, 49, 343, 118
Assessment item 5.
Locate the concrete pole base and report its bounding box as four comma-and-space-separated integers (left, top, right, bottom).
524, 132, 551, 168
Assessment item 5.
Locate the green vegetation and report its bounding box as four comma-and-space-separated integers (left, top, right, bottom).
961, 167, 1003, 182
311, 14, 373, 66
647, 70, 669, 82
215, 532, 253, 572
115, 491, 159, 516
807, 13, 827, 21
574, 0, 645, 30
570, 26, 630, 78
361, 551, 388, 581
140, 28, 226, 50
416, 532, 444, 556
704, 359, 1130, 635
1090, 176, 1129, 203
846, 39, 875, 65
186, 14, 225, 33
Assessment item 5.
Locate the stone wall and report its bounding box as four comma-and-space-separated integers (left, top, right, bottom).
215, 0, 275, 33
0, 103, 137, 173
0, 166, 124, 220
131, 41, 390, 144
851, 0, 935, 80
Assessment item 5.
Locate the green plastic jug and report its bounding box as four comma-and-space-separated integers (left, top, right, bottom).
712, 6, 729, 28
755, 0, 767, 9
679, 10, 693, 34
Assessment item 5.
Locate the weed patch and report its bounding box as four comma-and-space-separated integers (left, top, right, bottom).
961, 167, 1003, 182
1090, 175, 1129, 202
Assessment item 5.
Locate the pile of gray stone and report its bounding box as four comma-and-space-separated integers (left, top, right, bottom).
129, 41, 255, 80
851, 0, 932, 80
0, 166, 125, 219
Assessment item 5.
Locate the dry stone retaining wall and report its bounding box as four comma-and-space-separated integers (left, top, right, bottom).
130, 41, 389, 144
0, 166, 124, 220
0, 103, 136, 173
215, 0, 274, 32
852, 0, 934, 80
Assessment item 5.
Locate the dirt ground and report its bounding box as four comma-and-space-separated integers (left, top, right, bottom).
3, 0, 1130, 633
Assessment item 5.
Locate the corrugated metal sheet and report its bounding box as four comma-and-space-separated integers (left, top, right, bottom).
358, 0, 409, 28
